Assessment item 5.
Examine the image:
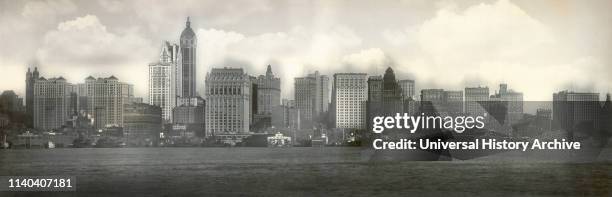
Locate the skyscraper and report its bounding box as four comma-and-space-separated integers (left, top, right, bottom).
205, 68, 252, 144
367, 68, 404, 131
601, 94, 612, 139
149, 61, 175, 123
179, 17, 197, 97
25, 66, 39, 127
367, 68, 404, 115
149, 42, 178, 123
272, 99, 300, 130
553, 91, 600, 139
78, 76, 134, 129
398, 79, 415, 100
255, 65, 281, 115
252, 65, 281, 130
420, 89, 463, 116
490, 84, 524, 126
380, 68, 403, 113
444, 90, 464, 115
536, 108, 552, 131
465, 86, 489, 116
367, 75, 383, 114
161, 41, 180, 65
33, 77, 75, 131
332, 73, 368, 129
294, 71, 329, 129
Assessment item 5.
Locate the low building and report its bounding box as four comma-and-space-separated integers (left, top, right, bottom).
172, 99, 205, 137
123, 103, 162, 146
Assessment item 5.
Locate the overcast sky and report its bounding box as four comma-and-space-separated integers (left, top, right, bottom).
1, 0, 611, 101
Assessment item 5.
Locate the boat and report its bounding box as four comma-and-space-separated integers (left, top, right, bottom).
267, 132, 292, 147
47, 141, 55, 149
1, 134, 8, 149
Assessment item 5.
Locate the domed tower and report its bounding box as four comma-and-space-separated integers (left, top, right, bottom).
179, 17, 197, 97
381, 67, 403, 114
382, 67, 402, 99
383, 67, 398, 91
265, 65, 273, 78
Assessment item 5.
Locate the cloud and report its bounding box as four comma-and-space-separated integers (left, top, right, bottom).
1, 0, 610, 102
383, 0, 609, 100
126, 0, 274, 34
22, 0, 77, 19
341, 48, 391, 73
97, 0, 125, 13
195, 26, 366, 98
382, 29, 411, 46
417, 0, 555, 64
33, 15, 155, 98
37, 15, 155, 66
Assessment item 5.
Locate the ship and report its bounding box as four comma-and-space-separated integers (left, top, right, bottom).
267, 132, 292, 147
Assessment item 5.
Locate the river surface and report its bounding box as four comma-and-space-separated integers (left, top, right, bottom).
1, 147, 611, 196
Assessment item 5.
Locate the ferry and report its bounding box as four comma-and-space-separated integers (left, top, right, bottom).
267, 132, 292, 147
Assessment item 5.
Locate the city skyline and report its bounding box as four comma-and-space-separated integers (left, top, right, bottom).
1, 2, 611, 195
1, 0, 612, 101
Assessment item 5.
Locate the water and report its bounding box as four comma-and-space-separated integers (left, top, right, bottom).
1, 147, 611, 196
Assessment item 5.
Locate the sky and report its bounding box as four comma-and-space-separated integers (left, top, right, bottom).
0, 0, 611, 101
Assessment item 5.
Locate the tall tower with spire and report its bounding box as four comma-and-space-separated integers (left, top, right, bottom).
148, 41, 178, 123
25, 66, 39, 127
251, 65, 281, 131
179, 17, 197, 97
255, 65, 281, 115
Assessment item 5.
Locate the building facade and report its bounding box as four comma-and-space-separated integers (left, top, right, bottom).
294, 71, 329, 129
173, 96, 205, 138
123, 103, 162, 146
398, 79, 416, 100
160, 41, 180, 66
332, 73, 368, 129
444, 90, 464, 115
179, 17, 197, 98
272, 99, 300, 130
367, 75, 383, 117
255, 65, 281, 116
420, 89, 463, 116
78, 76, 133, 129
367, 68, 405, 131
250, 65, 281, 131
536, 108, 552, 131
149, 61, 175, 123
25, 67, 39, 127
205, 68, 252, 143
553, 91, 600, 139
465, 86, 489, 116
490, 84, 524, 126
33, 77, 75, 131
